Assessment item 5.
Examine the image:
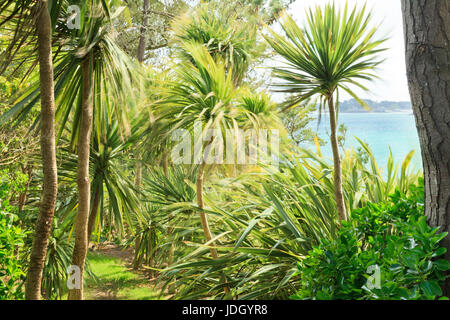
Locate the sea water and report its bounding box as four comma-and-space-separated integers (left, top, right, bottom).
302, 112, 422, 170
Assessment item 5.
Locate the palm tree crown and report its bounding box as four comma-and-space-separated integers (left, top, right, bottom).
264, 2, 387, 108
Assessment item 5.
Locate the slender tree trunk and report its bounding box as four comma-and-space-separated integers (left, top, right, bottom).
135, 161, 142, 186
87, 186, 101, 241
196, 142, 231, 296
133, 0, 147, 262
137, 0, 150, 63
135, 0, 147, 195
133, 0, 148, 269
196, 162, 219, 259
68, 58, 93, 300
148, 226, 155, 278
167, 215, 176, 294
162, 154, 176, 293
401, 0, 450, 294
163, 153, 169, 176
132, 161, 143, 269
328, 94, 347, 223
25, 0, 58, 300
133, 235, 143, 269
132, 0, 150, 271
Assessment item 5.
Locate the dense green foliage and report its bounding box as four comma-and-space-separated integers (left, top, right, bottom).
292, 180, 449, 300
153, 143, 421, 299
0, 0, 447, 301
0, 171, 26, 300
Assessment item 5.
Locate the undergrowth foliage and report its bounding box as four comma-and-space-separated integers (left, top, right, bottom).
155, 144, 422, 300
0, 171, 26, 300
0, 0, 446, 302
292, 179, 450, 300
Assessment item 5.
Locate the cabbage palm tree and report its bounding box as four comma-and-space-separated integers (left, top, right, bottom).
172, 2, 262, 86
86, 116, 142, 241
157, 44, 281, 297
0, 0, 64, 299
157, 44, 237, 260
57, 1, 136, 300
264, 3, 387, 222
5, 0, 137, 299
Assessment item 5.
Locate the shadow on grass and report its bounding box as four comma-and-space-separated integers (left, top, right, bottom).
85, 252, 160, 300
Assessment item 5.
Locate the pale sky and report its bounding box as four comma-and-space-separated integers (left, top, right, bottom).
285, 0, 411, 102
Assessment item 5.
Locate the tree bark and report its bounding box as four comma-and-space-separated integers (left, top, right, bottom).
87, 186, 101, 241
196, 162, 219, 259
328, 94, 347, 223
132, 161, 143, 269
137, 0, 150, 63
133, 235, 143, 269
196, 141, 231, 296
68, 58, 94, 300
167, 214, 176, 294
135, 161, 142, 186
163, 153, 169, 176
401, 0, 450, 294
132, 0, 150, 271
147, 225, 155, 278
25, 0, 58, 300
163, 154, 176, 293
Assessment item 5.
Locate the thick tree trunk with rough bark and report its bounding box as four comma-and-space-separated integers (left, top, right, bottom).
328, 95, 347, 223
401, 0, 450, 294
25, 0, 58, 300
68, 59, 94, 300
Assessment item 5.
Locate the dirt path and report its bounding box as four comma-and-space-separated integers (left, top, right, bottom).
94, 243, 134, 262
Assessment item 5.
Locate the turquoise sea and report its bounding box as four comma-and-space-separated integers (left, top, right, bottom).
303, 112, 423, 170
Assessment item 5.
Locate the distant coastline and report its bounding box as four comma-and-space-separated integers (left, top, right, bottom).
339, 111, 414, 115
336, 99, 412, 113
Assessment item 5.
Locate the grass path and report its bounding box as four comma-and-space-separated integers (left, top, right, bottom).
84, 246, 161, 300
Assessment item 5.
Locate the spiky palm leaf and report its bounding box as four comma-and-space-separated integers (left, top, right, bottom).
171, 2, 263, 86
1, 0, 138, 146
264, 3, 387, 109
156, 141, 421, 300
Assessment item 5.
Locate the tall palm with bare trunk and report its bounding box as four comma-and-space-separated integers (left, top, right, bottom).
26, 0, 58, 300
0, 0, 63, 299
157, 44, 237, 259
156, 44, 280, 297
264, 3, 387, 223
5, 0, 137, 299
61, 2, 136, 300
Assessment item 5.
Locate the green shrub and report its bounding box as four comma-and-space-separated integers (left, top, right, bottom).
292, 180, 450, 300
0, 174, 26, 300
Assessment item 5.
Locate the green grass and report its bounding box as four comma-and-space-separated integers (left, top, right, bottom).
84, 252, 160, 300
